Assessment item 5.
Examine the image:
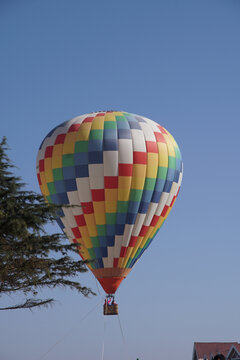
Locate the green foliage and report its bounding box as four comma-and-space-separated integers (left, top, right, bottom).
0, 137, 94, 310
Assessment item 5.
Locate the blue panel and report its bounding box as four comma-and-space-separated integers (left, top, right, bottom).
163, 180, 173, 193
106, 236, 115, 246
116, 212, 127, 224
64, 179, 77, 192
128, 201, 140, 214
141, 189, 153, 202
54, 180, 65, 193
88, 139, 103, 152
126, 212, 137, 224
50, 194, 62, 204
155, 178, 166, 193
94, 247, 102, 258
74, 152, 88, 165
104, 128, 117, 139
56, 208, 64, 217
175, 158, 182, 172
118, 128, 132, 139
56, 218, 64, 230
116, 121, 129, 129
173, 170, 180, 183
106, 224, 115, 236
97, 258, 104, 268
138, 201, 149, 214
167, 168, 175, 181
58, 192, 69, 204
134, 116, 146, 123
116, 224, 125, 235
151, 190, 162, 203
75, 164, 89, 177
88, 151, 103, 164
63, 166, 75, 179
103, 138, 118, 151
128, 121, 141, 130
100, 247, 108, 257
99, 237, 107, 247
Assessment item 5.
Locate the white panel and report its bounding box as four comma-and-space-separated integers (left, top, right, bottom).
88, 164, 104, 188
131, 129, 146, 152
76, 178, 92, 202
118, 139, 133, 163
139, 122, 156, 141
155, 192, 169, 216
113, 236, 122, 258
62, 207, 77, 227
166, 182, 178, 206
143, 202, 158, 226
132, 213, 146, 236
106, 246, 114, 267
66, 191, 83, 215
103, 151, 118, 176
103, 257, 109, 268
122, 224, 134, 247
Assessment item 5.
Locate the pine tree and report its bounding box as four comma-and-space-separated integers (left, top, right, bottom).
0, 137, 94, 310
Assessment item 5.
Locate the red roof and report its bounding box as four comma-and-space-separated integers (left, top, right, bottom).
194, 342, 240, 359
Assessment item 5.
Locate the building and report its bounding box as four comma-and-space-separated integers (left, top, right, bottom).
192, 342, 240, 360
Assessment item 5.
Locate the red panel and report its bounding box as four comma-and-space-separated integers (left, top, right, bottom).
39, 159, 44, 172
139, 225, 149, 237
55, 134, 66, 144
150, 215, 160, 227
120, 246, 127, 257
72, 227, 81, 238
75, 214, 86, 226
83, 117, 94, 123
96, 113, 105, 116
129, 236, 138, 247
104, 176, 118, 189
161, 205, 169, 217
154, 132, 166, 143
170, 195, 176, 207
68, 123, 81, 132
113, 258, 118, 268
91, 189, 105, 201
97, 276, 124, 294
37, 173, 42, 186
146, 141, 158, 153
133, 151, 147, 164
45, 146, 53, 158
118, 163, 133, 176
81, 202, 94, 214
157, 125, 168, 134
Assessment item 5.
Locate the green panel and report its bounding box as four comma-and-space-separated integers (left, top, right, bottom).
157, 166, 168, 179
168, 156, 176, 169
88, 248, 96, 259
46, 195, 53, 203
75, 141, 88, 153
144, 178, 156, 191
96, 225, 106, 236
106, 213, 116, 224
89, 129, 104, 140
53, 168, 64, 181
117, 201, 129, 213
130, 189, 142, 202
62, 154, 75, 167
104, 121, 117, 129
116, 116, 127, 122
47, 182, 56, 194
126, 258, 132, 268
91, 237, 100, 247
174, 146, 181, 159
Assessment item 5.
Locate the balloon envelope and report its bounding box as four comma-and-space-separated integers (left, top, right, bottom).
36, 111, 183, 294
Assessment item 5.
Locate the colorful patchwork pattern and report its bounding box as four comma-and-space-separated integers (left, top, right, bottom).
36, 111, 183, 277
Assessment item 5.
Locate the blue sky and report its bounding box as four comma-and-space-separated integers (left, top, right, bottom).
1, 0, 240, 359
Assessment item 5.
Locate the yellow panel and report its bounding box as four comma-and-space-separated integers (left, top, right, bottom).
44, 170, 53, 182
118, 176, 132, 189
84, 214, 96, 226
105, 200, 117, 213
40, 173, 46, 185
105, 189, 118, 201
118, 258, 125, 268
158, 143, 168, 167
52, 144, 63, 156
163, 134, 175, 156
131, 165, 146, 189
52, 156, 62, 168
92, 117, 104, 129
93, 201, 105, 213
131, 237, 143, 258
86, 224, 98, 237
113, 111, 124, 116
44, 158, 52, 171
146, 153, 158, 178
118, 188, 130, 201
40, 183, 49, 196
165, 129, 178, 148
76, 123, 91, 141
63, 133, 76, 154
122, 247, 133, 267
104, 113, 115, 121
79, 226, 90, 240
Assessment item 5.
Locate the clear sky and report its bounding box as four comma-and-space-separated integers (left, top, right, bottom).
1, 0, 240, 359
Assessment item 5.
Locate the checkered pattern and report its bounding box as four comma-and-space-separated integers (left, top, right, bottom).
36, 111, 183, 273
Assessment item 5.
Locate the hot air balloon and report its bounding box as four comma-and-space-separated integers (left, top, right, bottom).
36, 111, 183, 315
